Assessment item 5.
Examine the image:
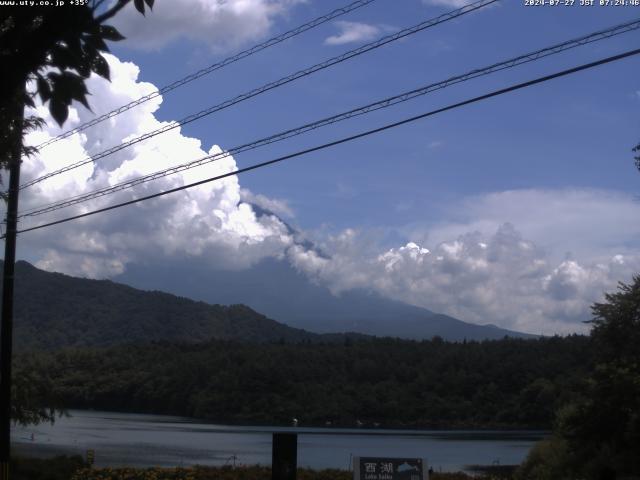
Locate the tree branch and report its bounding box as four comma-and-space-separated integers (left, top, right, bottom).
95, 0, 130, 24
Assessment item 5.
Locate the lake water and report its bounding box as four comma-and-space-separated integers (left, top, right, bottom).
12, 410, 546, 472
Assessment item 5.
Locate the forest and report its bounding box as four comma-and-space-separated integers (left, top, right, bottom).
12, 276, 640, 478
16, 335, 591, 429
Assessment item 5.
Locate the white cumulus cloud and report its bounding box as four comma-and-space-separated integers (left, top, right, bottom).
111, 0, 305, 51
408, 189, 640, 262
324, 21, 381, 46
18, 53, 294, 278
289, 222, 640, 335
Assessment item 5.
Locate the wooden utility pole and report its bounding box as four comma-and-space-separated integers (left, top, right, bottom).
0, 95, 24, 480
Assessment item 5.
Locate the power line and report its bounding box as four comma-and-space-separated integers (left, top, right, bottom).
21, 0, 497, 190
25, 0, 495, 188
34, 0, 379, 150
19, 18, 640, 219
12, 47, 640, 237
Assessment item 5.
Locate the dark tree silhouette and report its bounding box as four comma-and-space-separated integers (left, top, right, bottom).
519, 277, 640, 480
1, 0, 154, 156
563, 277, 640, 478
634, 141, 640, 171
0, 0, 154, 454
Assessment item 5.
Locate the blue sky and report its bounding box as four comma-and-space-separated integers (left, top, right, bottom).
109, 0, 640, 232
13, 0, 640, 334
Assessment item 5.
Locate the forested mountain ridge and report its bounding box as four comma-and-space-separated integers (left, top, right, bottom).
117, 257, 536, 340
3, 260, 530, 351
3, 260, 346, 350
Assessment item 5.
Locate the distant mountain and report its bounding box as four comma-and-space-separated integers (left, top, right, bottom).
3, 261, 357, 351
116, 256, 535, 341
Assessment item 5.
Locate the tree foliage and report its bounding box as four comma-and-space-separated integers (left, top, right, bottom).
5, 260, 347, 351
519, 276, 640, 479
0, 0, 153, 426
11, 353, 62, 426
16, 335, 592, 429
559, 277, 640, 478
0, 0, 154, 168
515, 437, 571, 480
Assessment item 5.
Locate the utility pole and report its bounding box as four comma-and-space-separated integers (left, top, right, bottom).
0, 95, 24, 480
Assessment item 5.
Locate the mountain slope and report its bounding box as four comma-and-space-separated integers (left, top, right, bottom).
116, 257, 535, 341
4, 261, 327, 350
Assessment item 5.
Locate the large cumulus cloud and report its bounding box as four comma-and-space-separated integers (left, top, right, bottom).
18, 53, 294, 278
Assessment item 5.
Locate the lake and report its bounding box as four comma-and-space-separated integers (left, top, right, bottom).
12, 410, 546, 472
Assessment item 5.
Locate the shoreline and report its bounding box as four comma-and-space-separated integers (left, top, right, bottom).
15, 408, 551, 436
11, 410, 543, 472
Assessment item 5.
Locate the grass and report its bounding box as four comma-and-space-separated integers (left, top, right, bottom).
10, 456, 515, 480
10, 455, 86, 480
71, 466, 510, 480
71, 466, 491, 480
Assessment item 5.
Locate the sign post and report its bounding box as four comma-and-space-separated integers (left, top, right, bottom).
272, 433, 297, 480
353, 457, 429, 480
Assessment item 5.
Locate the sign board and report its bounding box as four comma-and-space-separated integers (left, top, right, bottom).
353, 457, 429, 480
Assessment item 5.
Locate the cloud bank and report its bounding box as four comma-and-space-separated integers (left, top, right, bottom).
20, 53, 294, 278
288, 221, 640, 335
408, 189, 640, 261
12, 53, 640, 336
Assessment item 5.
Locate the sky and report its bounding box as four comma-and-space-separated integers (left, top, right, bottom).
7, 0, 640, 335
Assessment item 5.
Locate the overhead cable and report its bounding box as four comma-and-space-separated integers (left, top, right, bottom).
19, 18, 640, 219
35, 0, 379, 150
21, 0, 498, 190
12, 47, 640, 237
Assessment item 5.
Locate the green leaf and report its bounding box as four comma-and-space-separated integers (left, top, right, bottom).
81, 43, 100, 76
65, 36, 84, 63
74, 92, 91, 111
36, 75, 51, 102
92, 55, 110, 80
50, 45, 80, 71
49, 71, 73, 103
76, 53, 92, 78
134, 0, 145, 15
49, 99, 68, 126
49, 71, 91, 113
99, 25, 126, 42
84, 33, 109, 53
